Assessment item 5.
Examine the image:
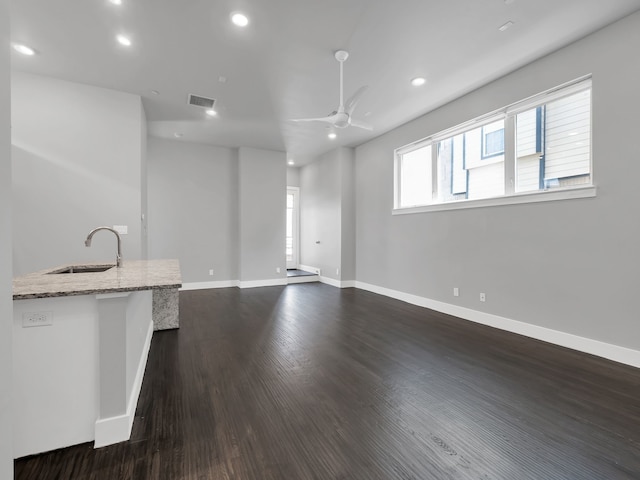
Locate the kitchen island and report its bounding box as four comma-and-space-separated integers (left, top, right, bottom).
12, 259, 181, 458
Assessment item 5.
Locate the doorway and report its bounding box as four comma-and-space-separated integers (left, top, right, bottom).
286, 187, 299, 270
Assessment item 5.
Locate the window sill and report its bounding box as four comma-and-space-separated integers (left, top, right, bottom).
393, 185, 596, 215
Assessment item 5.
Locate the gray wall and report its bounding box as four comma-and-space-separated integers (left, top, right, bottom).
300, 149, 341, 277
140, 112, 148, 260
0, 2, 13, 475
238, 147, 287, 282
286, 166, 300, 187
148, 142, 287, 285
11, 73, 145, 275
339, 148, 356, 281
299, 147, 355, 282
354, 12, 640, 350
147, 138, 237, 282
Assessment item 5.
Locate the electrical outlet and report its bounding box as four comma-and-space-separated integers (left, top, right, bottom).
112, 225, 128, 235
480, 293, 486, 302
209, 269, 214, 276
453, 287, 459, 297
23, 311, 53, 328
336, 268, 340, 276
276, 267, 281, 274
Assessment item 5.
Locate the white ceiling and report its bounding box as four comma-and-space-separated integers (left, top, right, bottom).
10, 0, 640, 165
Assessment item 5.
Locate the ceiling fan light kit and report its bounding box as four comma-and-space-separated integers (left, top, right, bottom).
291, 50, 373, 132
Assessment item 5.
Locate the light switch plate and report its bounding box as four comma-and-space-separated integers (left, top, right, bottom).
113, 225, 128, 235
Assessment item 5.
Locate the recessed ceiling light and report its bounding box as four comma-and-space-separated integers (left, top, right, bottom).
12, 43, 36, 56
174, 132, 184, 138
328, 132, 337, 140
288, 160, 295, 165
504, 0, 515, 4
231, 12, 249, 27
109, 0, 122, 5
498, 21, 514, 32
411, 77, 426, 87
116, 35, 131, 46
205, 109, 217, 117
218, 76, 227, 84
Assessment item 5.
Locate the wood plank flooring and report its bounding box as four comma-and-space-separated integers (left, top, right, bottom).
15, 284, 640, 479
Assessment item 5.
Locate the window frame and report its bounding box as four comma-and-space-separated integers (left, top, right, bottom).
393, 76, 595, 215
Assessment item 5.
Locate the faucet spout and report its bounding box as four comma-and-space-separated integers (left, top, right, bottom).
84, 226, 123, 267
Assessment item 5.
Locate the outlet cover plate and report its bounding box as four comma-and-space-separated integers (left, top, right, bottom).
23, 311, 53, 328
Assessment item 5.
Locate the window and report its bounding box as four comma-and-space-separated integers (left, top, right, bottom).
395, 142, 432, 208
482, 120, 505, 158
393, 77, 594, 212
436, 119, 505, 202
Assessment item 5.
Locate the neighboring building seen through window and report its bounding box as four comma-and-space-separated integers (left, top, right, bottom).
394, 78, 592, 210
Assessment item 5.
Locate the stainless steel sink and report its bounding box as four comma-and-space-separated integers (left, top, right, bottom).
48, 264, 115, 274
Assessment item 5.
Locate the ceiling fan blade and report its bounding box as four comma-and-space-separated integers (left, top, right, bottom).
290, 115, 337, 124
350, 118, 373, 131
345, 86, 368, 115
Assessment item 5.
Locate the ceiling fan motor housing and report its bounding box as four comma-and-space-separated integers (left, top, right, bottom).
334, 112, 350, 128
335, 50, 349, 62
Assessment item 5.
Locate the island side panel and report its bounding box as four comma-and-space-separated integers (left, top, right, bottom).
94, 290, 153, 448
125, 290, 153, 411
12, 296, 99, 458
152, 288, 179, 331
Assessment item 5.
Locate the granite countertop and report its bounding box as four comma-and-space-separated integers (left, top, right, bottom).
13, 259, 182, 300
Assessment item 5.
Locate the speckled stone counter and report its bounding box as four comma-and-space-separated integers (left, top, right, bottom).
13, 259, 182, 331
13, 259, 181, 300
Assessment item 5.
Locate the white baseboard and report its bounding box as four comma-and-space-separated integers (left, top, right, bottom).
94, 414, 130, 449
287, 275, 319, 284
298, 264, 321, 275
238, 278, 288, 289
180, 280, 239, 290
320, 276, 356, 289
355, 281, 640, 369
94, 319, 154, 448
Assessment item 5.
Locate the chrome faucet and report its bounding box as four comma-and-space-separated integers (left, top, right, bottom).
84, 226, 122, 267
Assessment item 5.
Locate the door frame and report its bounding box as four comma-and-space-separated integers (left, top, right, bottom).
286, 187, 300, 270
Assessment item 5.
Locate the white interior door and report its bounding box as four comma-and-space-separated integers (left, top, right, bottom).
286, 187, 299, 269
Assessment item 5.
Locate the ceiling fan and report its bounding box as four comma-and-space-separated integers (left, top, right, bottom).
291, 50, 372, 131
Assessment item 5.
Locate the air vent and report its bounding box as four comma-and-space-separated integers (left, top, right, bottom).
188, 94, 216, 109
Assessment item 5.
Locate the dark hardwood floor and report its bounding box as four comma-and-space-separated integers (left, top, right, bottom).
15, 284, 640, 479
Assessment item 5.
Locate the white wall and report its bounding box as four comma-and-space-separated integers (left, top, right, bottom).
238, 147, 287, 284
0, 2, 13, 475
299, 147, 355, 283
11, 73, 146, 275
354, 12, 640, 354
147, 138, 237, 283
